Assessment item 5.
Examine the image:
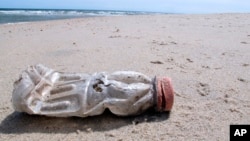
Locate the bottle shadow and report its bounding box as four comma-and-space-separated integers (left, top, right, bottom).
0, 108, 170, 134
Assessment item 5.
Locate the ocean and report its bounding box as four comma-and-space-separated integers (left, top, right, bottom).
0, 8, 151, 24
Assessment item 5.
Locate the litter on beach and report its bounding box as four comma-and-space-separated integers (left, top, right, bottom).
12, 64, 174, 117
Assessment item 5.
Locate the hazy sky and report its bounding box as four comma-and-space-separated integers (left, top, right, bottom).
0, 0, 250, 13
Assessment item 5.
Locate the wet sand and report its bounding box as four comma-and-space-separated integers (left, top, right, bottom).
0, 14, 250, 140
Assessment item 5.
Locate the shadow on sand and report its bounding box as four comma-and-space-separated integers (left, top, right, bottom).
0, 108, 170, 134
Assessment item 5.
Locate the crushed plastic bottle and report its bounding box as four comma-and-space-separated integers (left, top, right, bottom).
12, 64, 174, 117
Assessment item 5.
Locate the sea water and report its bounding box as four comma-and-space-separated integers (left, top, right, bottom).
0, 8, 150, 24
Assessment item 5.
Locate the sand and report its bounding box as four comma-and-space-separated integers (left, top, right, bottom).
0, 14, 250, 141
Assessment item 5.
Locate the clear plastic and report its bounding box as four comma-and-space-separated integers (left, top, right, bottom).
12, 64, 156, 117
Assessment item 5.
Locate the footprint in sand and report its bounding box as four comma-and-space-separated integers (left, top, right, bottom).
242, 63, 249, 67
237, 77, 248, 83
151, 40, 177, 46
196, 82, 210, 96
150, 61, 164, 64
240, 41, 248, 44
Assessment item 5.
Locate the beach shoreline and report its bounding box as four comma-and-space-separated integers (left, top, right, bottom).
0, 14, 250, 140
0, 8, 156, 24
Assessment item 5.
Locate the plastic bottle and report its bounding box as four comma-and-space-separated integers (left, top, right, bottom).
12, 64, 174, 117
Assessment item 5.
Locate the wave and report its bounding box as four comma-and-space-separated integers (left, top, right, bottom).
0, 9, 153, 24
0, 9, 145, 16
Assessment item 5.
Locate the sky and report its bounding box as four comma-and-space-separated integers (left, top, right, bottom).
0, 0, 250, 14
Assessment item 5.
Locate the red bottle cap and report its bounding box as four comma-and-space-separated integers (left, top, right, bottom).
156, 77, 174, 112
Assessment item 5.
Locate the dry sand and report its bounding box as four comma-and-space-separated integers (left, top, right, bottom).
0, 14, 250, 140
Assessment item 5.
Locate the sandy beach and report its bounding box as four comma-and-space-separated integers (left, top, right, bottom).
0, 14, 250, 140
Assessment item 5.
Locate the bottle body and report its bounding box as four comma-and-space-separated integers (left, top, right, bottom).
12, 64, 156, 117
